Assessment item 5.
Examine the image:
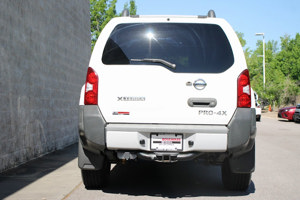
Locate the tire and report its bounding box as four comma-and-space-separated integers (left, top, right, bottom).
292, 115, 299, 122
222, 159, 252, 191
256, 115, 261, 122
81, 160, 110, 189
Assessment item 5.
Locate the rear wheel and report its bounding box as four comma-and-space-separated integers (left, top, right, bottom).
256, 115, 261, 121
81, 160, 111, 189
294, 115, 300, 122
221, 159, 252, 190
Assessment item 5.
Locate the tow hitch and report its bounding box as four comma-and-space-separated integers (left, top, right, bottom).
137, 152, 200, 162
155, 152, 179, 163
117, 151, 201, 163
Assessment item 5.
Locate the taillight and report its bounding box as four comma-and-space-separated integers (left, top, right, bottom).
84, 67, 98, 105
237, 69, 251, 108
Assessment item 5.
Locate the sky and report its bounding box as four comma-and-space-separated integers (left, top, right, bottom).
115, 0, 300, 51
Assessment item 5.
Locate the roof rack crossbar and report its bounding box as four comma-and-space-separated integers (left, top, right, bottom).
207, 10, 216, 18
121, 9, 130, 17
198, 10, 216, 18
121, 9, 216, 18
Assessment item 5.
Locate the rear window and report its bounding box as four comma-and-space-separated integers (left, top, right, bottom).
102, 23, 234, 73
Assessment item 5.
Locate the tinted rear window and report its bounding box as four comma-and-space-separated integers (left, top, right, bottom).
102, 23, 234, 73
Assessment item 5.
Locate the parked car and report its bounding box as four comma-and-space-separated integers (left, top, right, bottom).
252, 90, 261, 121
278, 106, 296, 121
78, 9, 256, 191
293, 104, 300, 122
255, 103, 262, 121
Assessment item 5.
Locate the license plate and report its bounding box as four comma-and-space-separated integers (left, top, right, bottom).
151, 133, 183, 151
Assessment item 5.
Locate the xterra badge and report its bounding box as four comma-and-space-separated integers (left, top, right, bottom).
118, 97, 146, 101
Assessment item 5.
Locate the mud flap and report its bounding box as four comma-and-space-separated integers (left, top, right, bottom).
78, 141, 105, 170
229, 144, 255, 173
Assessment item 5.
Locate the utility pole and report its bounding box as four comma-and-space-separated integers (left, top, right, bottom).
255, 33, 265, 90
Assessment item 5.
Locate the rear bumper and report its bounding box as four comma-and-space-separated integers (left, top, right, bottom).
78, 106, 256, 158
106, 123, 228, 152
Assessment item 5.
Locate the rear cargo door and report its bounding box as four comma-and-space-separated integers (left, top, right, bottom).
98, 22, 238, 125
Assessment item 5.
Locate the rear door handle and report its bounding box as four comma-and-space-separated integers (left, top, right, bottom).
187, 98, 217, 107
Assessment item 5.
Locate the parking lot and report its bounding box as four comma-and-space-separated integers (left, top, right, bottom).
1, 112, 299, 200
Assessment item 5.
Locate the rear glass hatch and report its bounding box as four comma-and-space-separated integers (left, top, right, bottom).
102, 23, 234, 73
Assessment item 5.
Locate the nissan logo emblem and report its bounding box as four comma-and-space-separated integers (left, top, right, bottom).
193, 79, 207, 90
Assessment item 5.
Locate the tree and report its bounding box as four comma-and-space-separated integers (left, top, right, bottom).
90, 0, 117, 50
90, 0, 137, 50
275, 34, 300, 81
271, 34, 300, 106
244, 32, 300, 108
236, 31, 246, 48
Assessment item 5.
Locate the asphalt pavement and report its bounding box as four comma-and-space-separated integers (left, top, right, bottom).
0, 111, 280, 200
0, 144, 81, 200
261, 110, 278, 119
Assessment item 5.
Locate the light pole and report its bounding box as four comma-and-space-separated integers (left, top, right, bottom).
255, 33, 265, 90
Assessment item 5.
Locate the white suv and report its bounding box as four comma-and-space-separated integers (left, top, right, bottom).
78, 10, 256, 191
252, 90, 261, 121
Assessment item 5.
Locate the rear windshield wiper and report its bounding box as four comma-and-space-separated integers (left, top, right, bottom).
130, 58, 176, 69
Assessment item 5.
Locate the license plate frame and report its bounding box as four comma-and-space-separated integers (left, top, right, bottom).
150, 133, 183, 151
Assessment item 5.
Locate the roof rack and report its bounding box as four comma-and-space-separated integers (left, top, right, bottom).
208, 10, 216, 18
121, 9, 130, 17
121, 9, 216, 18
121, 9, 139, 18
198, 10, 216, 18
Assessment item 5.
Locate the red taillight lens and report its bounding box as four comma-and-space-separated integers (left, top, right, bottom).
84, 67, 98, 105
237, 69, 251, 108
